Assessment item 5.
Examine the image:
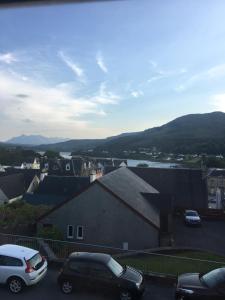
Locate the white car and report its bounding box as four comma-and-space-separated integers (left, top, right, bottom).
184, 210, 201, 226
0, 244, 47, 293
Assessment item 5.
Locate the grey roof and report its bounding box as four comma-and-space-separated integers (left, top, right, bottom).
98, 167, 160, 228
36, 175, 90, 197
0, 173, 25, 199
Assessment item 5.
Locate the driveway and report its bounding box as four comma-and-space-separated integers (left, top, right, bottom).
0, 269, 175, 300
174, 216, 225, 256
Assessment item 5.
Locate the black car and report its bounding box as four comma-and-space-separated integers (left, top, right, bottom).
58, 252, 145, 300
175, 267, 225, 299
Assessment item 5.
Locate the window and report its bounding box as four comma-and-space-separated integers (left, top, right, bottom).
89, 263, 112, 279
66, 163, 70, 171
69, 261, 89, 275
0, 255, 23, 267
67, 225, 74, 239
76, 225, 84, 240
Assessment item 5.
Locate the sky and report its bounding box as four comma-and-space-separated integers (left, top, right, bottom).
1, 0, 225, 140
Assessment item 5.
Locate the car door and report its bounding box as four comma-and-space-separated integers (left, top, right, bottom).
88, 262, 118, 295
0, 255, 23, 284
67, 260, 91, 290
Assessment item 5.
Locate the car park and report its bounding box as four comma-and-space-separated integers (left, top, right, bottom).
58, 252, 145, 300
0, 244, 47, 293
184, 210, 201, 226
175, 267, 225, 299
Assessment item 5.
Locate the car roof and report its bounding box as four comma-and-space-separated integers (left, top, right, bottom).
0, 244, 38, 260
69, 252, 111, 264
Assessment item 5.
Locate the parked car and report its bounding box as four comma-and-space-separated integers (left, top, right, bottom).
175, 267, 225, 299
58, 252, 145, 300
184, 210, 201, 226
0, 244, 47, 293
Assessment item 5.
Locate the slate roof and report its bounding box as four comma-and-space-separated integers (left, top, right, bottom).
129, 167, 207, 210
0, 173, 25, 199
207, 168, 225, 177
98, 167, 160, 228
36, 175, 90, 197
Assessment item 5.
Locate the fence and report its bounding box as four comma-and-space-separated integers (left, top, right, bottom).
0, 232, 224, 276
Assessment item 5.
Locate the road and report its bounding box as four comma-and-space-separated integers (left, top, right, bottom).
0, 269, 175, 300
174, 216, 225, 256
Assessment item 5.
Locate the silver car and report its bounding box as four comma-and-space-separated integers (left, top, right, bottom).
0, 244, 47, 293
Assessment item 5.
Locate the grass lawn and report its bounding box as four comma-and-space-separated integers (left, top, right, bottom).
118, 251, 225, 276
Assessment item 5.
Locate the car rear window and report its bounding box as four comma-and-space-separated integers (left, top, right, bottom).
27, 253, 43, 270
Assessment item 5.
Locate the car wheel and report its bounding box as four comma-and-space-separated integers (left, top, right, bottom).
119, 290, 133, 300
7, 277, 24, 294
61, 281, 73, 294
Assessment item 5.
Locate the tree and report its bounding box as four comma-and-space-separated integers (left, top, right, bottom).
44, 150, 60, 159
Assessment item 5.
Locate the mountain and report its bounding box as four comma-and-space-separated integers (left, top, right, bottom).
5, 112, 225, 155
5, 135, 69, 146
96, 111, 225, 154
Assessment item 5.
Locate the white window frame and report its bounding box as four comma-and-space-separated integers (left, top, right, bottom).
67, 225, 74, 239
76, 225, 84, 240
66, 163, 71, 171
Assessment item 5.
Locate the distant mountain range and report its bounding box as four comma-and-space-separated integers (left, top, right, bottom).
5, 135, 69, 145
2, 112, 225, 155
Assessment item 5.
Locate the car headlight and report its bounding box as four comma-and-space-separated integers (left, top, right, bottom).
135, 282, 141, 289
178, 288, 194, 295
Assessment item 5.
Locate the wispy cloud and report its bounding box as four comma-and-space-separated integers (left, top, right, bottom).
58, 51, 85, 83
175, 64, 225, 92
96, 52, 108, 73
93, 82, 120, 104
148, 60, 187, 84
0, 53, 18, 64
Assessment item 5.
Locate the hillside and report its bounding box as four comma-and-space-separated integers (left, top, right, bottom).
3, 112, 225, 155
96, 111, 225, 154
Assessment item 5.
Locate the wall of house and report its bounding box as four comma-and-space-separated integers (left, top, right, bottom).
38, 183, 159, 250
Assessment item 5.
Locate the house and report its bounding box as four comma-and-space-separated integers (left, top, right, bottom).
37, 167, 163, 250
23, 175, 90, 207
0, 174, 26, 204
105, 166, 208, 210
207, 168, 225, 209
41, 157, 97, 177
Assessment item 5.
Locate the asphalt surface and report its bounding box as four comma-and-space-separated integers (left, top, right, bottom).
0, 269, 175, 300
174, 216, 225, 256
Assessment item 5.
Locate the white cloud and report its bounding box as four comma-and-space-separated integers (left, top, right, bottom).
131, 90, 144, 98
0, 53, 17, 64
93, 82, 120, 104
176, 64, 225, 92
58, 51, 85, 83
96, 52, 108, 73
149, 60, 158, 68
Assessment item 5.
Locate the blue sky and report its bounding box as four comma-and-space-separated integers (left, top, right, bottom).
0, 0, 225, 140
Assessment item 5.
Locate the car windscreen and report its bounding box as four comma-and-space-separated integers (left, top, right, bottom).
107, 258, 123, 277
201, 268, 225, 288
27, 253, 43, 270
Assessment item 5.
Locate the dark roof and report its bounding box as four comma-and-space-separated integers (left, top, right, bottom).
69, 252, 111, 263
2, 168, 40, 189
36, 175, 90, 197
98, 167, 160, 228
23, 193, 65, 206
129, 167, 207, 209
0, 173, 25, 199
